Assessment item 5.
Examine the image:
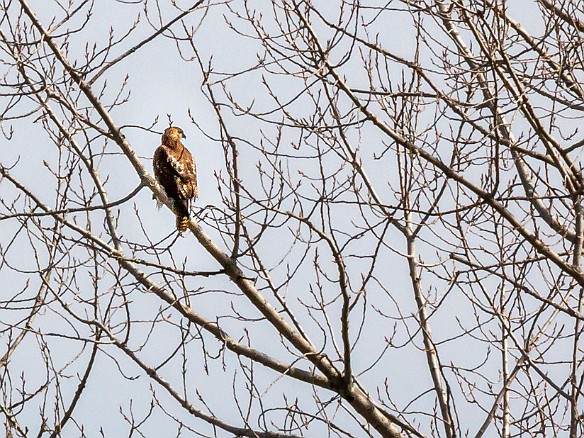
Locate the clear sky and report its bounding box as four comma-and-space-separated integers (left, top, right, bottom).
0, 1, 581, 437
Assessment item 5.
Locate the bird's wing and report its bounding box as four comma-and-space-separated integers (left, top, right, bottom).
168, 146, 197, 200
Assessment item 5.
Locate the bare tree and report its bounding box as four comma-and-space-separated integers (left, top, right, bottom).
0, 0, 583, 436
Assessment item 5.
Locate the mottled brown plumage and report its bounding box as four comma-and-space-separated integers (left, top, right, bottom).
153, 126, 198, 232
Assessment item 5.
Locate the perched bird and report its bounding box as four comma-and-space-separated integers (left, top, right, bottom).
153, 126, 198, 232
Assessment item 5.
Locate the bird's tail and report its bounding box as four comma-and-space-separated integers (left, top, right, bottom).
175, 199, 190, 232
176, 214, 190, 232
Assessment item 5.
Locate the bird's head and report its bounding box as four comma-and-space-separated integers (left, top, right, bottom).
162, 126, 186, 146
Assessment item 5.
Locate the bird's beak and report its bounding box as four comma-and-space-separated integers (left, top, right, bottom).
182, 132, 187, 139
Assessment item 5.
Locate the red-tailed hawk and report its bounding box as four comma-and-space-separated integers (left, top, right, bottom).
153, 126, 198, 232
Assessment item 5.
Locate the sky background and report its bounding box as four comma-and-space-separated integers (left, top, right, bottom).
0, 1, 579, 437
